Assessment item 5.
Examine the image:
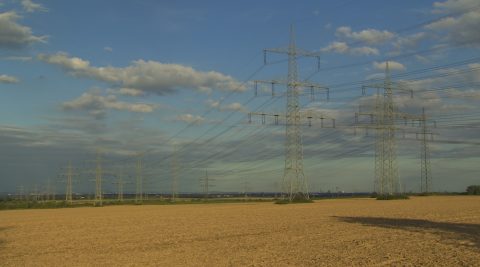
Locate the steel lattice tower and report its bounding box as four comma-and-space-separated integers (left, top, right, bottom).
283, 25, 308, 201
171, 144, 179, 201
420, 107, 432, 193
66, 161, 73, 203
253, 25, 329, 201
374, 63, 400, 195
135, 154, 143, 204
94, 150, 103, 206
113, 170, 127, 202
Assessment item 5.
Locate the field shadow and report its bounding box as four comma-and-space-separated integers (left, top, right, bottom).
334, 216, 480, 249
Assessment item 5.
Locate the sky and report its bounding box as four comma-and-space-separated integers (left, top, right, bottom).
0, 0, 479, 195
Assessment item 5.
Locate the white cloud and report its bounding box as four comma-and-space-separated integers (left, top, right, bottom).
335, 26, 395, 45
0, 74, 19, 83
321, 41, 378, 56
350, 46, 379, 56
206, 99, 221, 109
206, 99, 247, 113
321, 41, 349, 54
365, 73, 385, 81
445, 88, 480, 100
107, 87, 145, 97
21, 0, 48, 13
433, 0, 479, 14
392, 32, 427, 53
0, 11, 47, 49
104, 46, 113, 52
426, 0, 480, 46
62, 91, 156, 118
176, 114, 205, 124
373, 61, 406, 71
38, 52, 245, 94
223, 102, 247, 112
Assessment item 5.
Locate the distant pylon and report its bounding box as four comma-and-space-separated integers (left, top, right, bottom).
94, 150, 103, 206
135, 153, 143, 204
199, 169, 215, 199
242, 177, 250, 198
43, 177, 53, 201
66, 161, 74, 204
357, 62, 420, 196
113, 170, 127, 202
17, 185, 25, 201
419, 107, 433, 193
171, 144, 179, 201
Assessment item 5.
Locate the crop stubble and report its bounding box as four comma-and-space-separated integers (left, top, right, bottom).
0, 196, 479, 266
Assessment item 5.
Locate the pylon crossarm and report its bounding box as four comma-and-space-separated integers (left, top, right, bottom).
362, 82, 413, 97
264, 47, 320, 58
394, 112, 423, 121
254, 79, 283, 97
249, 111, 335, 128
254, 79, 329, 98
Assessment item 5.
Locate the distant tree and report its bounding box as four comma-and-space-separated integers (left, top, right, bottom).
466, 185, 480, 195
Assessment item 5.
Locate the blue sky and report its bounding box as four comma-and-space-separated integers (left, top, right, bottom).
1, 0, 479, 194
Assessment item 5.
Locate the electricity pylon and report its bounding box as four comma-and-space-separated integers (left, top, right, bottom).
417, 107, 434, 193
59, 161, 77, 204
242, 177, 251, 198
112, 170, 128, 202
356, 62, 420, 196
45, 177, 55, 201
17, 185, 25, 201
199, 169, 215, 199
135, 153, 144, 204
65, 161, 74, 203
171, 144, 179, 202
94, 150, 104, 206
253, 25, 330, 201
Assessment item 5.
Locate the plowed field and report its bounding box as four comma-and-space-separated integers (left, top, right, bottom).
1, 196, 479, 266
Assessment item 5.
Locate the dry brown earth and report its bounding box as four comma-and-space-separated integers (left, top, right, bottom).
0, 196, 479, 266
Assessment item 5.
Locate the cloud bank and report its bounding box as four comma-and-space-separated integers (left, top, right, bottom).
38, 52, 246, 95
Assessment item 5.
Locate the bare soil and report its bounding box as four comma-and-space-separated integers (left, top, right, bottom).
0, 196, 479, 266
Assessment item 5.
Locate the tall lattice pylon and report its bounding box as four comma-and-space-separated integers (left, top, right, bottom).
283, 25, 307, 201
113, 170, 128, 202
94, 150, 103, 206
375, 63, 399, 195
199, 169, 215, 199
419, 107, 433, 193
66, 161, 74, 204
257, 25, 328, 201
357, 62, 418, 196
171, 144, 179, 202
135, 153, 144, 204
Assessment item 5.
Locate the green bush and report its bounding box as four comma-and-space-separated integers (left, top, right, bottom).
466, 185, 480, 195
376, 194, 409, 200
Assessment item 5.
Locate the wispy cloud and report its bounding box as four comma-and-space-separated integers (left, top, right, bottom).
321, 41, 379, 56
373, 61, 406, 71
62, 90, 157, 119
426, 0, 480, 47
335, 26, 395, 45
176, 113, 205, 124
38, 52, 246, 95
0, 74, 19, 83
0, 11, 47, 49
21, 0, 48, 13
